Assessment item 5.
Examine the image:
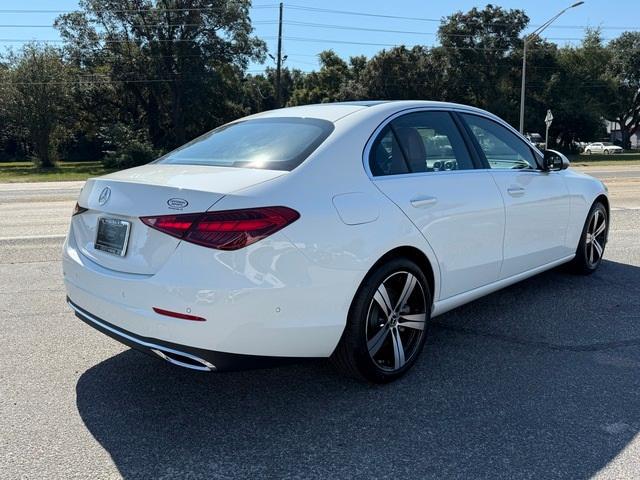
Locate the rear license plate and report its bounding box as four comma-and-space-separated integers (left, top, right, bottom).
95, 218, 131, 256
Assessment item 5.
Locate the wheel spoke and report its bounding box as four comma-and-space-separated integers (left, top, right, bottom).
367, 325, 390, 357
390, 327, 405, 369
399, 313, 426, 330
373, 284, 393, 319
395, 273, 417, 312
593, 238, 603, 259
593, 219, 606, 237
591, 211, 600, 232
589, 243, 595, 263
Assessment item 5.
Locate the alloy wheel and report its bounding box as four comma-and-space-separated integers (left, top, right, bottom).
585, 209, 607, 267
365, 271, 427, 372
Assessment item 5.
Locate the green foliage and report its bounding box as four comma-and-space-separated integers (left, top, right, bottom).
1, 2, 639, 168
100, 124, 162, 169
54, 0, 265, 151
605, 32, 640, 148
3, 44, 75, 167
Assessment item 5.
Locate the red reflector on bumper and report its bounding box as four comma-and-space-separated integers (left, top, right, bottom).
153, 307, 206, 322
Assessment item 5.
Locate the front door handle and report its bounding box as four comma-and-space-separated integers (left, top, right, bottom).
507, 187, 525, 197
410, 196, 438, 208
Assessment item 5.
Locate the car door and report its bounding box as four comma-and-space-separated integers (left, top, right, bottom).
368, 110, 505, 300
458, 112, 572, 279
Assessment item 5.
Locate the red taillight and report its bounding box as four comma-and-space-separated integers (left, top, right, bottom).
140, 206, 300, 250
141, 213, 201, 237
72, 203, 88, 216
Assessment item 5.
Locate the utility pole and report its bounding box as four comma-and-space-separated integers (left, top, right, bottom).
519, 1, 584, 134
275, 2, 283, 108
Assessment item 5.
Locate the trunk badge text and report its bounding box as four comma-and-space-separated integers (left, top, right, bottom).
98, 187, 111, 206
167, 198, 189, 210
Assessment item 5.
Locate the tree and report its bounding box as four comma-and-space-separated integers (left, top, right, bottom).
438, 4, 529, 123
5, 44, 74, 167
361, 46, 444, 100
243, 66, 306, 112
605, 32, 640, 149
543, 30, 610, 148
55, 0, 266, 151
289, 50, 355, 105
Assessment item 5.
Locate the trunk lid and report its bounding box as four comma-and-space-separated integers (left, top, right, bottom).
72, 164, 286, 274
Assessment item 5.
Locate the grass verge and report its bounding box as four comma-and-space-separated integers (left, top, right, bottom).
0, 161, 114, 183
569, 152, 640, 167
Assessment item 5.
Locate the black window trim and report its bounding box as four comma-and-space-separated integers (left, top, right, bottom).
454, 111, 544, 171
365, 109, 483, 178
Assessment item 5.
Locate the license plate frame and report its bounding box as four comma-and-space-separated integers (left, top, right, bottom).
95, 217, 131, 257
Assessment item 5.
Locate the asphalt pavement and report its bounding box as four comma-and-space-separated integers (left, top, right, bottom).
1, 166, 639, 479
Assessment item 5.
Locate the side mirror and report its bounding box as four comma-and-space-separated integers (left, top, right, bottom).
543, 149, 570, 171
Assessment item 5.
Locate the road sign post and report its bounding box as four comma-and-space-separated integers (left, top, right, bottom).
545, 110, 554, 150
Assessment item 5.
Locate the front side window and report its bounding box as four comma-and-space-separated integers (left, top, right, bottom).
369, 111, 474, 176
461, 114, 538, 170
157, 117, 334, 171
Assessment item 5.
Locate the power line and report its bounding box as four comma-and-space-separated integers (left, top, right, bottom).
0, 5, 279, 14
0, 36, 590, 52
282, 20, 622, 41
282, 36, 570, 51
0, 20, 633, 40
0, 21, 278, 28
285, 4, 639, 31
1, 70, 317, 86
286, 5, 440, 23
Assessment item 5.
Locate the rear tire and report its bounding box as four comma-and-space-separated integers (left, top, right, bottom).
331, 258, 431, 383
569, 201, 608, 275
586, 149, 592, 155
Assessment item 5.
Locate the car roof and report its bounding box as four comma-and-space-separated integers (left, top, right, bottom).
249, 100, 493, 123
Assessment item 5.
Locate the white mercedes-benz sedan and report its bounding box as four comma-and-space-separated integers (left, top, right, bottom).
584, 142, 623, 155
64, 101, 609, 383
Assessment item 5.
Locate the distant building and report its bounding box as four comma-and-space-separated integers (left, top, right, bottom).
606, 120, 639, 149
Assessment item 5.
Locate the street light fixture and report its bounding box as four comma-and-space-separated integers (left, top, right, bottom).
519, 1, 585, 134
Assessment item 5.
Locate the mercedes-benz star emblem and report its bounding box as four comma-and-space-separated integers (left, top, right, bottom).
98, 187, 111, 206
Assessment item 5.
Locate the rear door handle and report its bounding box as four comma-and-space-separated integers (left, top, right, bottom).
410, 196, 438, 208
507, 187, 525, 197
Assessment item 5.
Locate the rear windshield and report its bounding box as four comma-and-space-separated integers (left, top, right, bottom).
156, 117, 334, 171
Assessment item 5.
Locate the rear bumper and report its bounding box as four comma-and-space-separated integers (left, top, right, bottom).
68, 298, 306, 372
62, 221, 356, 358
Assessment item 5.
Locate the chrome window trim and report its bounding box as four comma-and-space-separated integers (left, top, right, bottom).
362, 105, 546, 179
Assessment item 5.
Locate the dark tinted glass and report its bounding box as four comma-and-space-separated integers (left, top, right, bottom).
157, 118, 334, 171
369, 126, 410, 176
369, 111, 473, 176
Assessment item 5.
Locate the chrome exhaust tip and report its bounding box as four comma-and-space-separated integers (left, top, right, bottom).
68, 299, 216, 372
151, 348, 216, 372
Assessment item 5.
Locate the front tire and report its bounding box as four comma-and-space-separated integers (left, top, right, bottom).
586, 149, 592, 155
569, 201, 608, 275
604, 149, 610, 155
331, 258, 431, 383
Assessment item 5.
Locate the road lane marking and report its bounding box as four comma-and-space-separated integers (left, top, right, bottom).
0, 234, 66, 241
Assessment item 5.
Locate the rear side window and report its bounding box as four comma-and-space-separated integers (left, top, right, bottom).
157, 117, 334, 171
369, 111, 474, 176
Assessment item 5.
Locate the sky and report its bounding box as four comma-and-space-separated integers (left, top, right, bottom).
0, 0, 638, 73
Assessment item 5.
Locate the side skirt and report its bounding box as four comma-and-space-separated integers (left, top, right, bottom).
431, 255, 575, 317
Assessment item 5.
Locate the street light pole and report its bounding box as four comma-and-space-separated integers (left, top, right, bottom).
519, 1, 585, 134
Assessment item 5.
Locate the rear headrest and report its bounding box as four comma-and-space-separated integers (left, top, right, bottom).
394, 127, 427, 172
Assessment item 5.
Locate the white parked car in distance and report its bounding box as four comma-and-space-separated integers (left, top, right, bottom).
64, 101, 609, 383
585, 142, 623, 155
